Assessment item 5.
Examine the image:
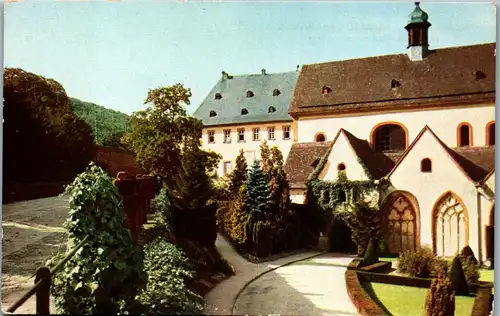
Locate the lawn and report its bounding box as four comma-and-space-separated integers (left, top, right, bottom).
367, 282, 475, 316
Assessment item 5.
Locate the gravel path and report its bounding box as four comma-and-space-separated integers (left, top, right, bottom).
2, 196, 70, 314
233, 253, 358, 316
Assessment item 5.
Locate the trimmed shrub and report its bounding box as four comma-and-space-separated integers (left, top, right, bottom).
151, 188, 171, 229
397, 247, 436, 278
460, 245, 478, 265
425, 275, 455, 316
136, 238, 203, 315
460, 255, 480, 284
432, 258, 449, 277
449, 256, 469, 295
362, 238, 379, 266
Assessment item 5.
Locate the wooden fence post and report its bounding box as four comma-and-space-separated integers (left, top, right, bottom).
35, 266, 51, 315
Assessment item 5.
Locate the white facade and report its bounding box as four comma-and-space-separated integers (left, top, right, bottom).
297, 105, 495, 148
202, 122, 294, 176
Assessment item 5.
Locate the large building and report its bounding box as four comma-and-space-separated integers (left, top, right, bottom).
194, 3, 495, 264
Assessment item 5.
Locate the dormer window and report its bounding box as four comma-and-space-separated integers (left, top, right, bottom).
311, 158, 320, 168
322, 86, 332, 95
391, 79, 401, 89
474, 71, 486, 80
215, 93, 222, 100
268, 106, 276, 113
246, 91, 254, 98
273, 89, 281, 96
241, 108, 249, 115
209, 110, 217, 117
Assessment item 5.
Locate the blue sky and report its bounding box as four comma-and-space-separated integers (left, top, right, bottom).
4, 1, 496, 115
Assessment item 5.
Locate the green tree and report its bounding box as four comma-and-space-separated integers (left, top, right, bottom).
229, 184, 251, 244
228, 149, 248, 198
3, 68, 95, 184
122, 84, 203, 190
260, 141, 272, 175
268, 146, 292, 223
246, 160, 272, 221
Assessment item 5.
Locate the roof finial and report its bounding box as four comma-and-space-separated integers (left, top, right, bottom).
415, 2, 420, 5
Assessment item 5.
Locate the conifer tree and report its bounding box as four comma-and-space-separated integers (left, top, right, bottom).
229, 184, 251, 244
268, 146, 292, 223
260, 141, 272, 176
246, 160, 272, 221
229, 149, 248, 198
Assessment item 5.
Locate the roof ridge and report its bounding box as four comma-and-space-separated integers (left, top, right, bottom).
224, 70, 299, 78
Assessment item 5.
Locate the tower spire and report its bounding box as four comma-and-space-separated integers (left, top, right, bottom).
405, 2, 431, 61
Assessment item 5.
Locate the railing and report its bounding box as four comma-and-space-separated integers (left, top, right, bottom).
5, 234, 90, 315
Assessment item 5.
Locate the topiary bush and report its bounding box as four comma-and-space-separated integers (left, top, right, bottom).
362, 238, 379, 266
425, 274, 455, 316
449, 255, 469, 296
51, 163, 146, 315
397, 247, 437, 278
459, 255, 480, 285
151, 187, 171, 229
460, 245, 478, 264
136, 238, 203, 315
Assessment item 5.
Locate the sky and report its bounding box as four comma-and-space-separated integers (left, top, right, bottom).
4, 1, 496, 116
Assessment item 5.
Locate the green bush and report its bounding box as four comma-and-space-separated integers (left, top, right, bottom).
432, 258, 449, 277
459, 255, 480, 284
425, 275, 455, 316
449, 255, 469, 295
460, 245, 478, 265
136, 238, 203, 315
362, 238, 379, 266
51, 163, 146, 315
397, 247, 437, 278
151, 188, 171, 229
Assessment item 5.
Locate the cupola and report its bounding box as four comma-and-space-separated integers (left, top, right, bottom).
405, 2, 431, 61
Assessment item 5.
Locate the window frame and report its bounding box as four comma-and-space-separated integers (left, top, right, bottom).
223, 129, 231, 144
252, 128, 260, 141
208, 130, 215, 144
237, 128, 245, 142
283, 125, 291, 140
268, 126, 275, 140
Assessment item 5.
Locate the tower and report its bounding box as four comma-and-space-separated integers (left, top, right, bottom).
405, 2, 431, 61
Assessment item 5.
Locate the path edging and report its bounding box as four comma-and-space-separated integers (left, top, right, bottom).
231, 251, 328, 314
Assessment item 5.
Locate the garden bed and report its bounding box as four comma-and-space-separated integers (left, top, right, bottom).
345, 258, 494, 316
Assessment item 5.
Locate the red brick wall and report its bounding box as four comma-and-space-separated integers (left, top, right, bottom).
95, 146, 143, 178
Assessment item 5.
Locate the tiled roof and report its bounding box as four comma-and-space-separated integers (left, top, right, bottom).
388, 126, 495, 183
283, 141, 332, 189
342, 129, 398, 179
193, 71, 298, 127
289, 43, 496, 116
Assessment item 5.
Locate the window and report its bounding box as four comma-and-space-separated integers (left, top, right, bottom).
486, 122, 495, 146
268, 127, 275, 140
208, 130, 215, 143
238, 128, 245, 142
253, 128, 260, 141
457, 123, 472, 147
322, 86, 332, 95
273, 89, 281, 96
241, 108, 248, 115
311, 158, 320, 168
421, 158, 432, 172
315, 133, 326, 142
215, 93, 222, 100
475, 70, 486, 80
209, 110, 217, 117
268, 106, 276, 113
283, 126, 291, 140
246, 91, 254, 98
391, 79, 401, 89
372, 123, 407, 152
223, 129, 231, 144
223, 161, 232, 175
337, 163, 346, 171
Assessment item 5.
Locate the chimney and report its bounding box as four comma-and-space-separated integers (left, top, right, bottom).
261, 69, 266, 75
222, 71, 229, 80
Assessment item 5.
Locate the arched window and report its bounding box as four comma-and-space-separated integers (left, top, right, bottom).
246, 91, 254, 98
215, 93, 222, 100
337, 163, 346, 171
371, 123, 407, 152
457, 123, 472, 147
268, 106, 276, 113
241, 108, 248, 115
315, 133, 326, 142
420, 158, 432, 172
209, 110, 217, 117
486, 121, 495, 146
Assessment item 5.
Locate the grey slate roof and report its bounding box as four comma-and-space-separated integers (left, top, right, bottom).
193, 71, 298, 127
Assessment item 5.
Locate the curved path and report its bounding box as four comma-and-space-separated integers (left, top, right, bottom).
233, 253, 358, 316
